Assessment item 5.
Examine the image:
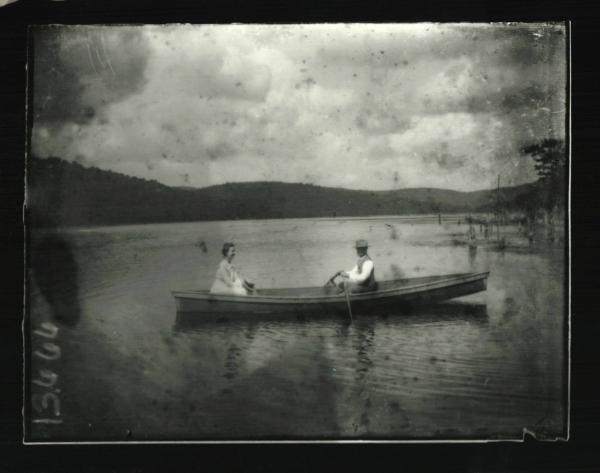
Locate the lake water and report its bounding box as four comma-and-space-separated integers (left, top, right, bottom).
27, 216, 567, 441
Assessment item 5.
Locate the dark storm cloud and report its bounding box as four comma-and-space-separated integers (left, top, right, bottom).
421, 144, 468, 172
424, 23, 564, 67
314, 23, 563, 69
354, 109, 413, 135
419, 81, 559, 120
498, 84, 551, 114
33, 26, 151, 125
294, 77, 317, 89
454, 82, 551, 115
206, 141, 238, 161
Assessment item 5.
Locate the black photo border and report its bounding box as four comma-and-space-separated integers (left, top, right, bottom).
1, 0, 598, 471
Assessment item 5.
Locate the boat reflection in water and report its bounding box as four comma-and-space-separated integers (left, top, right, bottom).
170, 300, 490, 439
173, 301, 489, 331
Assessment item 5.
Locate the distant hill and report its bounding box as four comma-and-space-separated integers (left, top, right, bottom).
26, 156, 538, 227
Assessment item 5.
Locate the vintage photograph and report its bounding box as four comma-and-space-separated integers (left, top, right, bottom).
25, 23, 568, 442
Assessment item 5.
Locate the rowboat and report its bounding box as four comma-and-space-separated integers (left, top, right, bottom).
172, 271, 489, 316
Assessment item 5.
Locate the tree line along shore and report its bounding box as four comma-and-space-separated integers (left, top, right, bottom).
26, 139, 566, 237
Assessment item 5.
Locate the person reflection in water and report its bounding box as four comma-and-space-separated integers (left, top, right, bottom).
335, 239, 378, 294
210, 242, 255, 295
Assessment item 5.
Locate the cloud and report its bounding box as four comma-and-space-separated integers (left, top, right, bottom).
144, 26, 272, 103
33, 26, 151, 125
31, 23, 566, 191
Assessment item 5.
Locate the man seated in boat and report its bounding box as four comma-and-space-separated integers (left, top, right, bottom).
210, 242, 255, 295
334, 239, 378, 293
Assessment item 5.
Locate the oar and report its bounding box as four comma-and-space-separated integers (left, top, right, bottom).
324, 272, 353, 322
343, 284, 353, 323
324, 271, 341, 287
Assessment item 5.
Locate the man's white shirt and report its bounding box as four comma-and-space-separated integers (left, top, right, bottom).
345, 259, 374, 283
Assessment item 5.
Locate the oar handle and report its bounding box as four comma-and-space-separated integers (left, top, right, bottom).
325, 271, 342, 287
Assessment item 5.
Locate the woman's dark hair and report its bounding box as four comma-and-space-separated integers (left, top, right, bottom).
222, 242, 235, 257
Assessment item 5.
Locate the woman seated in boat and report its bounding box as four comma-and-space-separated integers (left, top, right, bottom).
334, 239, 378, 293
210, 242, 255, 295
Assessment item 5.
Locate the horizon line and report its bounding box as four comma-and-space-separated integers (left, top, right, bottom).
184, 179, 537, 194
34, 155, 538, 195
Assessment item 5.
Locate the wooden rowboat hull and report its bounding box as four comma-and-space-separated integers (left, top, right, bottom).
171, 272, 489, 316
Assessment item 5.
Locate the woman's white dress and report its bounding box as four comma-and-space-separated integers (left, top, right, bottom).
209, 259, 248, 295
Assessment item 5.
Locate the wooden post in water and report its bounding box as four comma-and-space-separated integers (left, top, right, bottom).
496, 174, 500, 241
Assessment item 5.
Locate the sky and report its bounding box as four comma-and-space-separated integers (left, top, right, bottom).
31, 23, 566, 191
